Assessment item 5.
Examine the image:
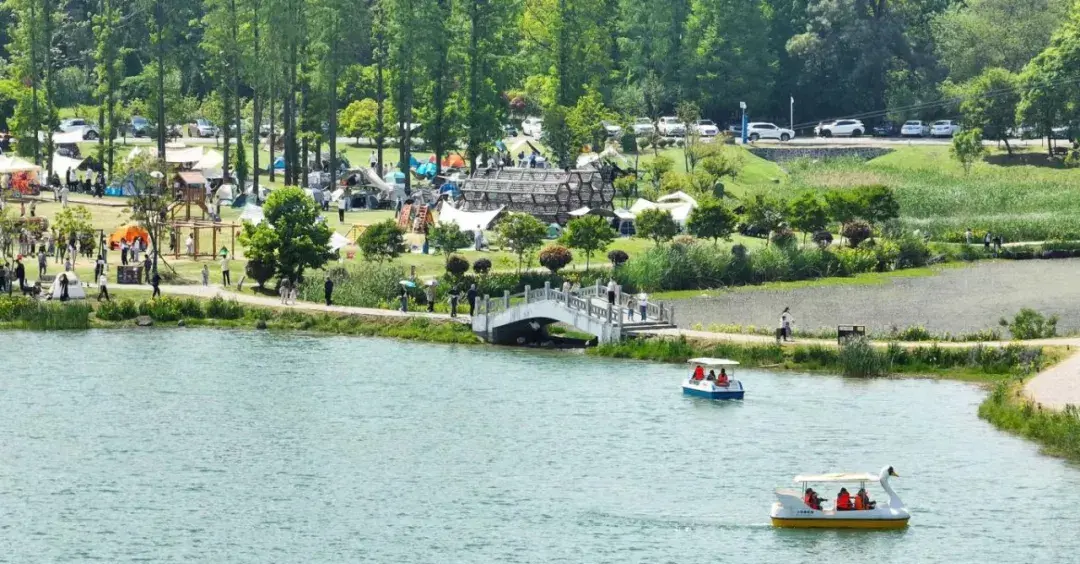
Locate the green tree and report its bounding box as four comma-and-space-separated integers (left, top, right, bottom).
825, 190, 862, 233
458, 0, 514, 172
950, 128, 987, 174
542, 105, 575, 169
560, 214, 616, 270
635, 208, 680, 245
53, 205, 94, 243
1017, 2, 1080, 155
949, 68, 1020, 154
494, 212, 547, 273
428, 221, 471, 260
356, 219, 408, 263
859, 185, 901, 227
743, 194, 787, 245
676, 100, 701, 172
641, 156, 674, 193
613, 175, 638, 208
686, 199, 737, 244
788, 192, 830, 243
566, 87, 614, 152
240, 186, 335, 281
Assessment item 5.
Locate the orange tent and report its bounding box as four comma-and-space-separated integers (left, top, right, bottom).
442, 154, 465, 169
108, 225, 150, 249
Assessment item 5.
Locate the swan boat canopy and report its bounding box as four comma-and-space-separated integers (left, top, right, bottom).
682, 358, 744, 400
770, 466, 910, 529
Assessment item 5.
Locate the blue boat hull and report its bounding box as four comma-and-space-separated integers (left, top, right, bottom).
682, 386, 745, 400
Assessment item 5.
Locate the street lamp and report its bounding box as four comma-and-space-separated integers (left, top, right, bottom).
740, 102, 748, 144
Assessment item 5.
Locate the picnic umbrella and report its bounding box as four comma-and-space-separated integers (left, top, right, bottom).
399, 279, 417, 288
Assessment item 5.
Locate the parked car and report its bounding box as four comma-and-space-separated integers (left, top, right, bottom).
189, 118, 219, 138
522, 116, 543, 137
727, 122, 743, 136
658, 116, 685, 137
601, 121, 622, 138
815, 119, 865, 137
632, 117, 655, 136
129, 116, 152, 137
872, 121, 899, 137
900, 120, 930, 137
694, 119, 720, 137
1051, 125, 1073, 140
503, 123, 518, 138
746, 122, 794, 142
58, 118, 101, 140
930, 120, 961, 138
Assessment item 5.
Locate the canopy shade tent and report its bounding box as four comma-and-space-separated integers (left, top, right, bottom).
50, 154, 84, 178
568, 206, 616, 218
47, 273, 86, 300
194, 150, 224, 171
436, 203, 505, 231
239, 204, 265, 225
0, 155, 41, 175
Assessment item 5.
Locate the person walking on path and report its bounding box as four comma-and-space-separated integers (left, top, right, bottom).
97, 271, 110, 302
399, 286, 409, 312
467, 284, 478, 316
448, 286, 460, 317
473, 225, 483, 251
983, 232, 991, 251
780, 307, 794, 342
324, 276, 334, 306
637, 292, 648, 321
607, 279, 617, 305
95, 254, 105, 281
37, 249, 46, 277
150, 270, 161, 299
120, 239, 129, 265
220, 255, 231, 287
425, 282, 437, 313
201, 265, 209, 286
14, 257, 25, 293
143, 255, 152, 284
279, 279, 291, 304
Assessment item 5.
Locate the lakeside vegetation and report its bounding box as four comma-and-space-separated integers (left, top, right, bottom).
980, 381, 1080, 462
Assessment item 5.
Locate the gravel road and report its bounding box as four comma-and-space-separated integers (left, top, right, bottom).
669, 259, 1080, 335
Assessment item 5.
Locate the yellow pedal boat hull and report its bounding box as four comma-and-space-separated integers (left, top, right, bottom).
771, 517, 909, 530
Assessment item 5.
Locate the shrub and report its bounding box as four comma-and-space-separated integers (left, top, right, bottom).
299, 262, 402, 308
445, 254, 470, 278
812, 227, 829, 248
607, 249, 629, 267
896, 234, 930, 268
96, 298, 140, 321
770, 227, 797, 249
245, 258, 277, 289
205, 296, 244, 320
472, 257, 492, 275
870, 239, 900, 271
833, 248, 877, 276
999, 308, 1058, 340
538, 245, 573, 274
838, 337, 889, 377
138, 297, 183, 321
0, 296, 91, 329
842, 220, 873, 247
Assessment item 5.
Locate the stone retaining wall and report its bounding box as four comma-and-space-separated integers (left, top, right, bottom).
748, 147, 894, 163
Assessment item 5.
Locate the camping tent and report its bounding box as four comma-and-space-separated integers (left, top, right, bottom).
109, 225, 151, 249
48, 273, 86, 300
329, 232, 350, 251
239, 204, 265, 225
437, 203, 505, 231
442, 154, 466, 169
51, 154, 84, 178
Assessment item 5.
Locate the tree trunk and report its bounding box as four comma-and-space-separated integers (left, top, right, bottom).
230, 0, 244, 189
269, 88, 276, 183
155, 0, 166, 165
43, 0, 56, 176
328, 35, 338, 199
29, 0, 41, 165
221, 87, 232, 181
252, 0, 261, 203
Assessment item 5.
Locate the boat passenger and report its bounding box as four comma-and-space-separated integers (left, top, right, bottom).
717, 369, 729, 386
706, 370, 715, 381
692, 366, 705, 380
856, 488, 875, 510
835, 488, 852, 511
803, 488, 823, 510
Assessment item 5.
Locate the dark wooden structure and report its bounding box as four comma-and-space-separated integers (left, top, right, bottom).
170, 220, 240, 260
458, 166, 616, 224
169, 171, 209, 221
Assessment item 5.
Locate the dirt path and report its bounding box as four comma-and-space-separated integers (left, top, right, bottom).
1024, 350, 1080, 410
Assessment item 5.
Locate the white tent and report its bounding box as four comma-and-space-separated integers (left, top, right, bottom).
0, 156, 41, 180
239, 204, 265, 225
437, 203, 505, 231
657, 191, 698, 207
51, 154, 84, 178
47, 273, 86, 300
329, 232, 350, 251
51, 131, 85, 145
194, 149, 224, 172
628, 194, 696, 226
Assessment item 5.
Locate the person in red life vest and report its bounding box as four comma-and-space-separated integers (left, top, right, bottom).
717, 368, 729, 386
803, 488, 823, 510
692, 365, 705, 380
835, 488, 853, 511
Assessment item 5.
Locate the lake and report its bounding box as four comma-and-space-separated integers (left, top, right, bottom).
1, 329, 1077, 563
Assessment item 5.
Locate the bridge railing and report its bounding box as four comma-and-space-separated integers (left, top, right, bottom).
478, 281, 671, 326
578, 282, 673, 325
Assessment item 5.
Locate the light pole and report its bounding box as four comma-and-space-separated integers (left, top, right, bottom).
790, 96, 795, 133
740, 102, 748, 144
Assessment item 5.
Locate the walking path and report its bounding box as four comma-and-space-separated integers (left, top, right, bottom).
157, 285, 1080, 408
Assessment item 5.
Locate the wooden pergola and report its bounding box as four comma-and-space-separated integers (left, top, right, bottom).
170, 220, 240, 260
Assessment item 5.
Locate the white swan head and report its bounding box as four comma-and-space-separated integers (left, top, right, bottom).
879, 465, 899, 481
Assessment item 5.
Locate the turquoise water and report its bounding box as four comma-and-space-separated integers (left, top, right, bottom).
1, 329, 1078, 563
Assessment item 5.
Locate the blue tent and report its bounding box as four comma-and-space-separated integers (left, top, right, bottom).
416, 162, 437, 178
408, 155, 421, 169
384, 170, 406, 185
269, 156, 285, 172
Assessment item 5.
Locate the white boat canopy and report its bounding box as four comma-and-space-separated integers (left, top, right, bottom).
793, 472, 879, 484
686, 358, 741, 367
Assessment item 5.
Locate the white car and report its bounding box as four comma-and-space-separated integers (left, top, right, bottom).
930, 120, 961, 138
522, 116, 543, 137
190, 118, 219, 138
601, 121, 622, 138
694, 119, 720, 137
815, 119, 865, 137
746, 122, 794, 142
632, 117, 655, 136
58, 118, 101, 140
901, 120, 930, 137
658, 116, 686, 137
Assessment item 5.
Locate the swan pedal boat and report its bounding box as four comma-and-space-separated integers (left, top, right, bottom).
770, 466, 910, 529
682, 358, 744, 400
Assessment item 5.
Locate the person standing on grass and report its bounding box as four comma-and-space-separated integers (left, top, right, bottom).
131, 237, 140, 264
64, 257, 72, 274
185, 234, 194, 256
220, 254, 231, 287
324, 275, 334, 306
97, 270, 110, 302
150, 270, 161, 299
120, 239, 129, 266
37, 249, 46, 277
95, 254, 105, 280
467, 284, 478, 316
28, 201, 35, 217
448, 286, 460, 318
0, 263, 8, 294
337, 196, 347, 223
473, 225, 483, 251
201, 264, 209, 286
425, 282, 436, 313
15, 257, 25, 292
781, 307, 794, 342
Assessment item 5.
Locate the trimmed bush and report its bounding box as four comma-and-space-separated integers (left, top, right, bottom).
245, 258, 277, 289
538, 245, 573, 274
607, 249, 629, 267
445, 254, 470, 278
842, 220, 873, 247
472, 258, 492, 275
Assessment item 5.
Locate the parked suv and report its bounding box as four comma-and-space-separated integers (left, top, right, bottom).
746, 122, 794, 142
632, 117, 655, 136
694, 119, 720, 137
873, 121, 899, 137
901, 120, 930, 137
658, 116, 686, 137
930, 120, 961, 138
815, 119, 865, 137
189, 118, 219, 138
58, 118, 101, 140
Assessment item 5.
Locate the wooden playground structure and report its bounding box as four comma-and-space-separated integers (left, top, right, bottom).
169, 171, 209, 221
170, 220, 240, 260
396, 203, 434, 233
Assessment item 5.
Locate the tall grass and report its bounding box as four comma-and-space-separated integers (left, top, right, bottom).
0, 296, 91, 330
979, 381, 1080, 461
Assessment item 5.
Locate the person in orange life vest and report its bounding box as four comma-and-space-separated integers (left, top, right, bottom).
692, 365, 705, 380
856, 488, 875, 510
717, 368, 729, 386
804, 488, 823, 510
835, 488, 853, 511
